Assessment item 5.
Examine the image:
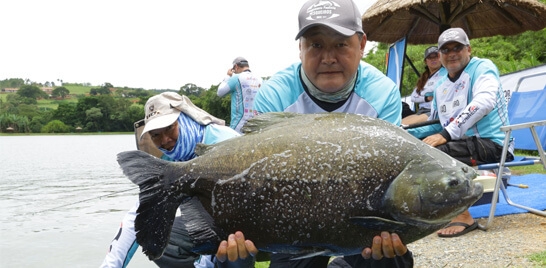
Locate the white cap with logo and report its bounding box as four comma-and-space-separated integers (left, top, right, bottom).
141, 92, 225, 139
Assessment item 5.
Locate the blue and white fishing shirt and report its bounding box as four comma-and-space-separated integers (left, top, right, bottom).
407, 57, 511, 148
253, 62, 401, 126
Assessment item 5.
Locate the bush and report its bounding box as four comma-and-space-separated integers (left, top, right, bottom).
41, 120, 72, 133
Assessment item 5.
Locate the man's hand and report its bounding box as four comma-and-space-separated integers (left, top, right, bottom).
422, 133, 447, 147
216, 231, 258, 263
362, 232, 407, 260
227, 68, 234, 76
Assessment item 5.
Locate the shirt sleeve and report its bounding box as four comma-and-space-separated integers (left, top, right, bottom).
217, 76, 236, 97
406, 123, 443, 139
444, 72, 499, 140
379, 85, 402, 126
410, 88, 426, 104
100, 202, 140, 268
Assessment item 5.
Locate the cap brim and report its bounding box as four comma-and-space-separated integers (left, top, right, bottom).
295, 23, 357, 40
140, 112, 180, 140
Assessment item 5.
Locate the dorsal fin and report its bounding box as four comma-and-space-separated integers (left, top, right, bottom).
241, 112, 301, 134
194, 143, 213, 156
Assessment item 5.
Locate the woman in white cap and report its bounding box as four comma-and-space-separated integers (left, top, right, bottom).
101, 92, 257, 268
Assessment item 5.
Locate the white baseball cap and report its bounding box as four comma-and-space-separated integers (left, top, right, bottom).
140, 92, 225, 139
141, 92, 183, 139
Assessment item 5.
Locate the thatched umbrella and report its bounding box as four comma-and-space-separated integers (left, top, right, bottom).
362, 0, 546, 44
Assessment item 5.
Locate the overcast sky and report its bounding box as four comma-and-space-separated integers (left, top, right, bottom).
0, 0, 376, 90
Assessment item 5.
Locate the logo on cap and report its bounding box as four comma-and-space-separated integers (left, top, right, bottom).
146, 105, 159, 120
306, 1, 341, 20
441, 30, 460, 42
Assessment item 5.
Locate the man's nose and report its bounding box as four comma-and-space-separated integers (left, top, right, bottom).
321, 50, 337, 65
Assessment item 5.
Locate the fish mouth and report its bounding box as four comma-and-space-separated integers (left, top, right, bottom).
466, 181, 484, 200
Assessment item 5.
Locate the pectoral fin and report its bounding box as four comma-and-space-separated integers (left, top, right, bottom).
349, 216, 406, 230
289, 250, 332, 260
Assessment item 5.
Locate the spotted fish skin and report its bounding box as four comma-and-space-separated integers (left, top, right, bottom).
118, 112, 482, 260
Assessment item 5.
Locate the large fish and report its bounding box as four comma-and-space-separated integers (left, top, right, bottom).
118, 112, 483, 260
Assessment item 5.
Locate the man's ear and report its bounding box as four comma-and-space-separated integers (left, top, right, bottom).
360, 33, 367, 56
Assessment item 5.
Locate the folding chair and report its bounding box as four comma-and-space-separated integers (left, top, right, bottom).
476, 88, 546, 230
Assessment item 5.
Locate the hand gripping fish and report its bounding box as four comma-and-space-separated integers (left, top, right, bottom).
117, 112, 483, 260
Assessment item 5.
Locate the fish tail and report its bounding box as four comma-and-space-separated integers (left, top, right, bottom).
117, 150, 184, 260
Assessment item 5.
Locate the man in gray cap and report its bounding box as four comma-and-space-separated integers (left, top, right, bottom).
217, 56, 262, 133
252, 0, 413, 267
407, 27, 514, 238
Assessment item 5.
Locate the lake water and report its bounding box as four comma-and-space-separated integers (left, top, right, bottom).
0, 135, 154, 267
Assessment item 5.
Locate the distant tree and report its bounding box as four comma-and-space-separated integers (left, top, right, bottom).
86, 107, 103, 131
110, 104, 144, 131
5, 92, 37, 107
41, 119, 71, 133
17, 85, 47, 100
0, 78, 25, 89
193, 85, 230, 123
90, 86, 111, 95
16, 104, 40, 120
52, 87, 70, 99
29, 116, 44, 133
0, 113, 30, 133
52, 102, 78, 127
179, 83, 204, 97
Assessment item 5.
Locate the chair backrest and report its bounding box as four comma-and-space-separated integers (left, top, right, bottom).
507, 89, 546, 150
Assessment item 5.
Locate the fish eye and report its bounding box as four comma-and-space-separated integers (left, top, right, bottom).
448, 179, 460, 187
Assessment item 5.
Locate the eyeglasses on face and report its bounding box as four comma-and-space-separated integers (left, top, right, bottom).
440, 44, 467, 54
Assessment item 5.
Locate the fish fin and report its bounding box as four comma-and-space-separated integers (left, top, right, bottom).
241, 112, 301, 134
117, 150, 185, 260
179, 196, 224, 254
289, 250, 332, 260
349, 216, 406, 231
194, 143, 213, 156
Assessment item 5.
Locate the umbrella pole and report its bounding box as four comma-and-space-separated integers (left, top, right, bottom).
405, 54, 420, 78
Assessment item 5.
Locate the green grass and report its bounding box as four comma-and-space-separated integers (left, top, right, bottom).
0, 93, 8, 102
510, 151, 546, 175
63, 84, 94, 95
529, 250, 546, 267
1, 84, 93, 110
255, 262, 269, 268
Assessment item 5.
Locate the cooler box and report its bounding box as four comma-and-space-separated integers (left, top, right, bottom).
472, 175, 509, 206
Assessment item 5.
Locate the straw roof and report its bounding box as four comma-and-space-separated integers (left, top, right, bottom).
362, 0, 546, 44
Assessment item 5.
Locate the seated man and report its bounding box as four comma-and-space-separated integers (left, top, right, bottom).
407, 28, 514, 237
